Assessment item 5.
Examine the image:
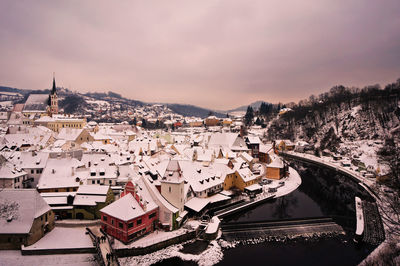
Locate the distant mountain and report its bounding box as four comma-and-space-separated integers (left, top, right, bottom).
166, 104, 226, 118
0, 86, 25, 94
225, 101, 265, 113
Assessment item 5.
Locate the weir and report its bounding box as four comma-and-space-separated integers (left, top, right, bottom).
221, 217, 345, 241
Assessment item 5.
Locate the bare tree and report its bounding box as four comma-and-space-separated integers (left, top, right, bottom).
376, 137, 400, 237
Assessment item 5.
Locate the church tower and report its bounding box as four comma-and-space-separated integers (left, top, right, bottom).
49, 74, 58, 115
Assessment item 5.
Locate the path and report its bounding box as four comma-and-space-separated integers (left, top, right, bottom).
87, 226, 119, 266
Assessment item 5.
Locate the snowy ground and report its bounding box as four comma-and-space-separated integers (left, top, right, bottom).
114, 228, 191, 249
274, 166, 302, 198
22, 227, 93, 250
0, 251, 97, 266
119, 239, 223, 266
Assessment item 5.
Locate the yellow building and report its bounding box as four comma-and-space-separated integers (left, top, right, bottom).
189, 119, 203, 127
223, 168, 261, 191
266, 156, 287, 180
222, 118, 233, 127
47, 116, 87, 133
205, 116, 220, 126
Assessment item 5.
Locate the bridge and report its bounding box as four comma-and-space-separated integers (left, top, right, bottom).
221, 217, 345, 241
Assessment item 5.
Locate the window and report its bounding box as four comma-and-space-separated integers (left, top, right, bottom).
111, 219, 114, 225
92, 180, 95, 184
149, 212, 156, 219
169, 187, 171, 193
45, 213, 48, 222
109, 180, 112, 185
97, 180, 100, 184
118, 222, 123, 229
128, 223, 133, 228
31, 169, 34, 174
137, 219, 142, 225
103, 216, 107, 222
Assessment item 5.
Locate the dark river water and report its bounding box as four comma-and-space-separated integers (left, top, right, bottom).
154, 162, 377, 266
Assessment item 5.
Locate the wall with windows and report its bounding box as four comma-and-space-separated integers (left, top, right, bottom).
100, 208, 158, 243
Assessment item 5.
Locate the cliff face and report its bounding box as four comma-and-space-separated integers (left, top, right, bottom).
267, 82, 400, 152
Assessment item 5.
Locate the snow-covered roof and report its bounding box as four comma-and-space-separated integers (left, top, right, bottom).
240, 152, 254, 162
0, 189, 51, 234
57, 128, 84, 141
184, 197, 209, 212
0, 162, 27, 179
100, 192, 157, 221
268, 156, 284, 168
37, 158, 83, 190
23, 94, 48, 112
76, 185, 110, 195
43, 196, 68, 205
8, 151, 49, 169
161, 160, 183, 184
259, 144, 273, 153
73, 195, 107, 206
246, 136, 261, 144
236, 167, 258, 182
244, 183, 262, 191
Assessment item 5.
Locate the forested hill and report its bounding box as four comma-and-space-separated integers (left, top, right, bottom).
266, 80, 400, 151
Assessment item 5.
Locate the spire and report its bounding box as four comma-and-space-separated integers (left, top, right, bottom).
51, 72, 56, 95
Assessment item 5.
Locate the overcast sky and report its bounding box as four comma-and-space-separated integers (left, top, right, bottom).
0, 1, 399, 110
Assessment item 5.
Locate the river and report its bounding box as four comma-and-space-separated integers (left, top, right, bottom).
154, 162, 377, 266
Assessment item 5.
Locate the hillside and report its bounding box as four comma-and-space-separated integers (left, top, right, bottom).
225, 101, 266, 113
167, 104, 226, 118
265, 80, 400, 153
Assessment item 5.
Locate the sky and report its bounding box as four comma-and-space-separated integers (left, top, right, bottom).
0, 0, 399, 110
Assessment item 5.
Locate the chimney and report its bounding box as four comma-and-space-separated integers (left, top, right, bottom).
71, 167, 75, 176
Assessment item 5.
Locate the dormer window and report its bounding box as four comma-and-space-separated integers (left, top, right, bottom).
99, 168, 105, 176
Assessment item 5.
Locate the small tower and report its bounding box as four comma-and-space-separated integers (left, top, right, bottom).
49, 73, 58, 115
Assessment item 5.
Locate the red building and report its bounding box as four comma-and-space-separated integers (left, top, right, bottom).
100, 181, 158, 243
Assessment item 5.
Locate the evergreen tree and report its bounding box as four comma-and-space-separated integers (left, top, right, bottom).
244, 106, 254, 125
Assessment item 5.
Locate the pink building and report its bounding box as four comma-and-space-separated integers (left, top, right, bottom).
100, 181, 158, 243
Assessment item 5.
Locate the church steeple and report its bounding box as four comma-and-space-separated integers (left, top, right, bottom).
49, 73, 58, 115
51, 72, 57, 95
